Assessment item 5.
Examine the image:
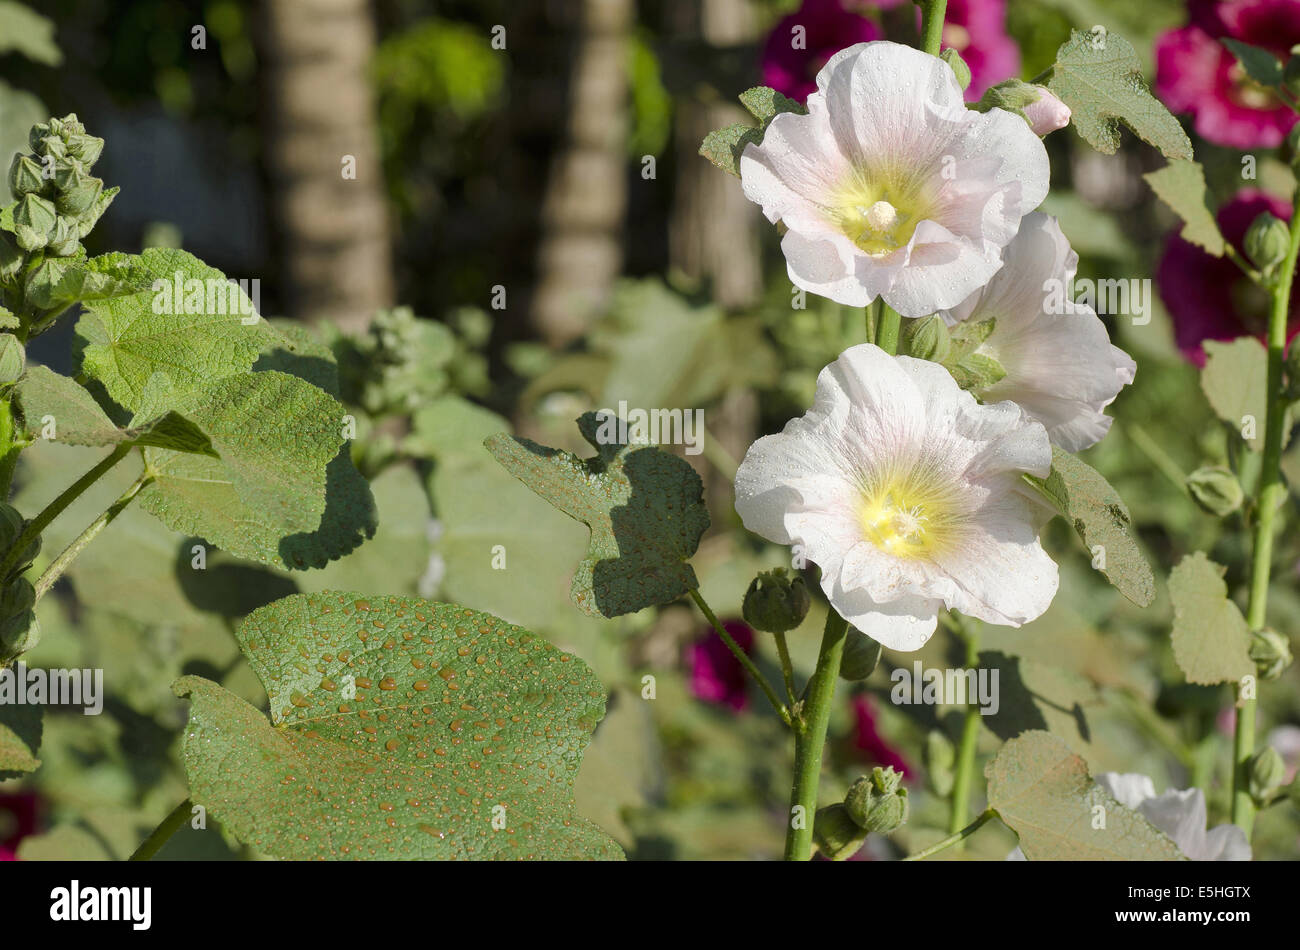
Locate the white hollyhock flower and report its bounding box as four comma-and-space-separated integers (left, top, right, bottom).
739, 41, 1049, 317
734, 343, 1057, 651
1008, 772, 1251, 861
939, 213, 1136, 452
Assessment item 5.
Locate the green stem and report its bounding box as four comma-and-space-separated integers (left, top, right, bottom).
875, 303, 902, 355
688, 588, 791, 725
784, 609, 848, 860
904, 808, 995, 861
918, 0, 950, 57
35, 470, 151, 600
129, 799, 192, 861
773, 630, 797, 704
0, 444, 132, 579
1125, 422, 1188, 494
1231, 191, 1300, 836
947, 614, 980, 838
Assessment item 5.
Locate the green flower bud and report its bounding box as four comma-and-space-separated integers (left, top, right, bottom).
44, 218, 80, 258
64, 132, 104, 168
812, 804, 869, 861
1249, 627, 1293, 681
2, 522, 40, 580
972, 79, 1042, 115
742, 567, 810, 633
1, 576, 35, 616
7, 154, 46, 198
924, 729, 956, 796
1248, 746, 1287, 804
0, 505, 22, 551
13, 193, 57, 249
941, 48, 971, 91
54, 167, 102, 218
0, 336, 24, 385
1244, 212, 1290, 273
902, 313, 952, 363
840, 628, 883, 681
844, 766, 909, 834
1185, 465, 1244, 516
0, 608, 39, 663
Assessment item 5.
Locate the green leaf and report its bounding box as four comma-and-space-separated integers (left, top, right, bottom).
1143, 161, 1226, 257
1023, 447, 1155, 607
0, 2, 62, 65
17, 364, 216, 455
485, 412, 709, 618
986, 731, 1184, 860
256, 320, 341, 398
24, 256, 152, 311
75, 248, 274, 412
1168, 552, 1255, 686
136, 370, 375, 570
1221, 38, 1283, 88
738, 85, 806, 125
1201, 338, 1276, 451
699, 123, 762, 178
0, 700, 41, 777
1046, 28, 1193, 160
173, 593, 622, 860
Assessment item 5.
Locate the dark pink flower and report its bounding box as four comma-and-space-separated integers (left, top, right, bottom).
850, 694, 913, 776
760, 0, 882, 103
688, 620, 756, 711
1156, 0, 1300, 149
0, 792, 40, 861
1156, 189, 1300, 365
937, 0, 1020, 100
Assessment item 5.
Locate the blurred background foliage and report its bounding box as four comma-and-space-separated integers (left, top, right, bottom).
1, 0, 1298, 862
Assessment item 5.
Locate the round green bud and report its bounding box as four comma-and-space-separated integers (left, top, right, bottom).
1185, 465, 1244, 517
7, 154, 46, 198
44, 218, 80, 258
0, 608, 39, 663
1248, 745, 1287, 804
844, 766, 909, 834
1244, 212, 1290, 273
742, 567, 810, 633
902, 313, 952, 363
1249, 627, 1292, 681
0, 335, 25, 386
941, 48, 972, 91
54, 167, 102, 218
812, 804, 869, 861
1, 576, 35, 616
13, 193, 57, 239
840, 628, 883, 681
64, 132, 104, 168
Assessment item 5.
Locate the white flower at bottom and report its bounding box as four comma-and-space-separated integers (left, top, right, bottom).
1011, 772, 1251, 861
734, 343, 1057, 652
939, 213, 1137, 452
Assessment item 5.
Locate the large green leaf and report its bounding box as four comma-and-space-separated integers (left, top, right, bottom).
1046, 28, 1192, 160
699, 85, 806, 178
0, 2, 61, 65
485, 411, 709, 618
1168, 552, 1255, 686
1143, 161, 1225, 257
17, 364, 215, 455
986, 731, 1184, 860
24, 255, 153, 311
173, 593, 622, 860
1201, 338, 1274, 451
1023, 448, 1155, 607
137, 370, 375, 570
75, 248, 275, 412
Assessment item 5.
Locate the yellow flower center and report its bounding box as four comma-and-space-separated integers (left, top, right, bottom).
858, 474, 960, 559
828, 175, 932, 256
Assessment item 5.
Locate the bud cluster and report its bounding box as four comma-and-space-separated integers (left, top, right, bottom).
812, 766, 910, 860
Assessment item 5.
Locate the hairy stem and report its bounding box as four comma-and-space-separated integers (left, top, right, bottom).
784, 608, 848, 860
35, 471, 151, 600
1232, 192, 1300, 836
875, 303, 902, 355
948, 613, 980, 840
918, 0, 949, 57
904, 808, 995, 861
688, 587, 791, 725
129, 799, 193, 861
773, 630, 797, 705
0, 444, 132, 579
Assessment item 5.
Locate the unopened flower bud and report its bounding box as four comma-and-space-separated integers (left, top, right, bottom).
0, 336, 25, 385
840, 628, 883, 681
1023, 86, 1072, 136
12, 193, 57, 251
0, 607, 39, 663
54, 167, 102, 217
1249, 627, 1292, 681
1185, 465, 1243, 517
940, 48, 971, 91
844, 766, 909, 834
902, 313, 951, 363
742, 567, 810, 633
812, 804, 869, 860
1244, 212, 1290, 273
7, 154, 45, 198
63, 132, 104, 167
44, 218, 80, 258
1249, 746, 1287, 804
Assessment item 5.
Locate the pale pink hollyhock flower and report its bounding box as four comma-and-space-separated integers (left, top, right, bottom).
740, 41, 1049, 317
734, 344, 1057, 652
1023, 86, 1071, 136
939, 213, 1136, 452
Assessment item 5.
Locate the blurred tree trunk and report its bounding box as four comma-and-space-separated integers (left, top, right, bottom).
669, 0, 761, 308
531, 0, 633, 347
259, 0, 393, 332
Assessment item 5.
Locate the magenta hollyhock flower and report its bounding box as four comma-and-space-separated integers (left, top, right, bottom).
937, 0, 1020, 100
1155, 0, 1300, 149
1156, 189, 1300, 365
850, 694, 913, 776
687, 619, 756, 711
761, 0, 882, 103
0, 792, 40, 861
